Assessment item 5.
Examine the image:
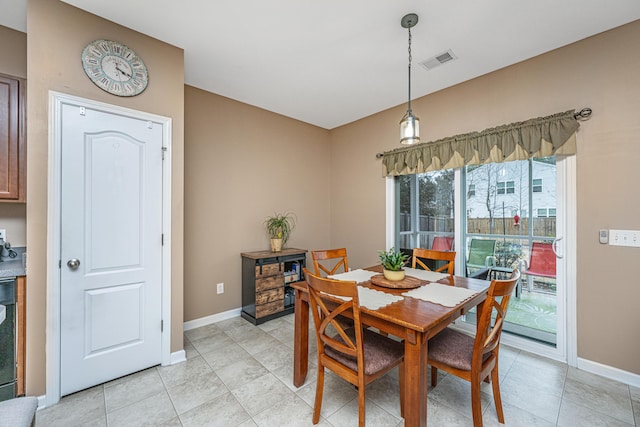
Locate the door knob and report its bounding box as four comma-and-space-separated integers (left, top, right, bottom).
67, 259, 81, 270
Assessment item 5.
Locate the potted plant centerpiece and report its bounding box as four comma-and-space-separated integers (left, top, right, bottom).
378, 247, 409, 281
264, 211, 296, 252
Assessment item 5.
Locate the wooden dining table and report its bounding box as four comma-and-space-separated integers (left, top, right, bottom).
291, 265, 491, 427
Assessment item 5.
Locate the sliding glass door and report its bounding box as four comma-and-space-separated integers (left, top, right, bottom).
393, 157, 571, 359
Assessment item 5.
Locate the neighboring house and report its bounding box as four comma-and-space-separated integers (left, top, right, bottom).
466, 159, 556, 220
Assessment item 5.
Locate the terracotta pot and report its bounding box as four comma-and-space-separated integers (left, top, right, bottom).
383, 269, 405, 281
270, 238, 283, 252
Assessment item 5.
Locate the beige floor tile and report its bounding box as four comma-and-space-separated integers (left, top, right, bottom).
562, 376, 634, 425
295, 373, 358, 419
557, 399, 634, 427
179, 391, 251, 427
34, 313, 640, 427
252, 394, 317, 426
326, 398, 402, 427
252, 342, 293, 371
167, 371, 229, 415
216, 357, 270, 391
35, 385, 106, 427
482, 399, 556, 427
157, 355, 213, 389
104, 368, 165, 412
107, 390, 178, 427
231, 372, 297, 416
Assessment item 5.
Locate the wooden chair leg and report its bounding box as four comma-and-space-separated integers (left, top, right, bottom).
398, 363, 405, 418
313, 365, 325, 424
430, 365, 438, 387
471, 378, 484, 427
358, 377, 366, 427
491, 366, 505, 423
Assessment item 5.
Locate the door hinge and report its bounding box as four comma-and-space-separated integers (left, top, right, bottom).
161, 320, 164, 332
58, 259, 62, 269
161, 233, 164, 246
161, 146, 167, 160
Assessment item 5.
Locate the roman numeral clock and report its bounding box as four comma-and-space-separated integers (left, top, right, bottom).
81, 39, 149, 97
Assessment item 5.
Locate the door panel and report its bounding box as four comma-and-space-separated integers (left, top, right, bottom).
60, 104, 163, 396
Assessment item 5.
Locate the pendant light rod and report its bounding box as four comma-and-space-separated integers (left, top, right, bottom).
400, 13, 420, 145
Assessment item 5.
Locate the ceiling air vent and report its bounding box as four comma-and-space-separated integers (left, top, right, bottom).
419, 49, 458, 71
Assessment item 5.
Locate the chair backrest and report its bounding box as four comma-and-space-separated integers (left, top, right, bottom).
467, 239, 496, 267
303, 268, 363, 367
473, 269, 520, 368
432, 236, 454, 251
411, 248, 456, 274
311, 248, 349, 277
527, 242, 556, 277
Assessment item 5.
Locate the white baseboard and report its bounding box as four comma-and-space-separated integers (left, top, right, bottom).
169, 349, 186, 365
577, 357, 640, 388
36, 394, 47, 410
183, 307, 242, 331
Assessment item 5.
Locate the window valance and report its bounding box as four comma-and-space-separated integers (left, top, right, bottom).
381, 110, 579, 177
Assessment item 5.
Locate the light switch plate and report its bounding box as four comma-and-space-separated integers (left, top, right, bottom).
609, 229, 640, 247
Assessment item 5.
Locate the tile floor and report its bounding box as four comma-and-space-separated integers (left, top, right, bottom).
35, 313, 639, 426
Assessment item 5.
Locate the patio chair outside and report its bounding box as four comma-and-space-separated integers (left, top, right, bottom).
466, 238, 496, 276
432, 236, 454, 251
519, 242, 556, 293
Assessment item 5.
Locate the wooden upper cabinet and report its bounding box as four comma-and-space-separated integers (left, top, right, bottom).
0, 74, 25, 202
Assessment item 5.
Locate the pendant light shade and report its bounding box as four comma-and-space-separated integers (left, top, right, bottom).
400, 111, 420, 145
400, 13, 420, 145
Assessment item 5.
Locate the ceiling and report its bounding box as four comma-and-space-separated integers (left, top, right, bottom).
3, 1, 640, 129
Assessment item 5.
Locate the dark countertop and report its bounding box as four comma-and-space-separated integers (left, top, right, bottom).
0, 246, 26, 278
0, 259, 25, 278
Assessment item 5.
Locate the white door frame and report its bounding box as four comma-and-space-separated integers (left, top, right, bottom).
384, 155, 578, 364
46, 91, 172, 406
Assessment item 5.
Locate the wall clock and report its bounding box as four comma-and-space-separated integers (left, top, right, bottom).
81, 39, 149, 97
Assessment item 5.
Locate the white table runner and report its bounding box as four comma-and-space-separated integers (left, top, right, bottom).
357, 286, 404, 310
328, 269, 378, 283
327, 286, 404, 311
402, 283, 478, 307
403, 267, 449, 282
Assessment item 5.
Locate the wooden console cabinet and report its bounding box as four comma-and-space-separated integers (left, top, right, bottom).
241, 248, 307, 325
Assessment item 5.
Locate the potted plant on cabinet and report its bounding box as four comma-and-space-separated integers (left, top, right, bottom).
264, 212, 296, 252
378, 247, 409, 281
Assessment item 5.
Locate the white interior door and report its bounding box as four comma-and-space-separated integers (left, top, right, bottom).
59, 103, 164, 395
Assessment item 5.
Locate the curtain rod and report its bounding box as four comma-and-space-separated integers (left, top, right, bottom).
375, 107, 592, 159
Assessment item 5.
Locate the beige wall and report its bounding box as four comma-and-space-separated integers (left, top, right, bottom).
26, 0, 184, 395
0, 25, 27, 246
183, 86, 331, 321
330, 20, 640, 374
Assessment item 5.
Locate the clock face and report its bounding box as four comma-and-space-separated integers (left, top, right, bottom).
82, 39, 149, 97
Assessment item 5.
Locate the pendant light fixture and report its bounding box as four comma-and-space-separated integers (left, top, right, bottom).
400, 13, 420, 145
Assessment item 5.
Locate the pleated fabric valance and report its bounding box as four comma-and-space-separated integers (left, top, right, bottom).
381, 110, 579, 177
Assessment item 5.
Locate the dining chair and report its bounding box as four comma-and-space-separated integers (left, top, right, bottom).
428, 269, 521, 427
311, 248, 349, 277
411, 248, 456, 274
303, 268, 404, 427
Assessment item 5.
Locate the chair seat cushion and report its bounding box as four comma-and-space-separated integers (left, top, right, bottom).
428, 328, 487, 371
325, 327, 403, 376
0, 396, 38, 427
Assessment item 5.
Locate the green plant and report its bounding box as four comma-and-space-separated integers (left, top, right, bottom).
378, 247, 409, 271
264, 212, 296, 245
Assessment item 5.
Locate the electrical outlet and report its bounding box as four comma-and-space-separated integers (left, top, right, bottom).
0, 229, 5, 240
216, 282, 224, 294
